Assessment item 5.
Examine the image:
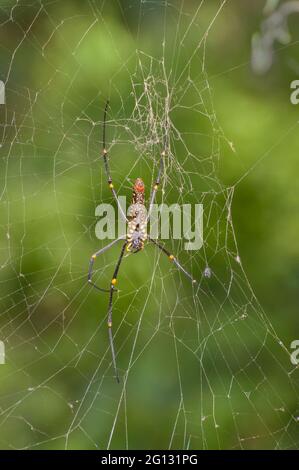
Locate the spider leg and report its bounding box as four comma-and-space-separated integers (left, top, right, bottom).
88, 236, 126, 292
107, 241, 128, 383
102, 101, 128, 222
148, 237, 196, 284
147, 150, 165, 222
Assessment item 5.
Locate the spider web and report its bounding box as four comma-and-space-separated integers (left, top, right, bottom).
0, 0, 298, 450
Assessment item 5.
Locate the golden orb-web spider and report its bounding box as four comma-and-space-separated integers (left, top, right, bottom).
88, 101, 196, 382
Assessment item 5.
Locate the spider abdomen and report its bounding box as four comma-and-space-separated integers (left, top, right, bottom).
126, 209, 147, 253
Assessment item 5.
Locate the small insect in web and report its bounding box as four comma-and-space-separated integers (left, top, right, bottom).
88, 101, 196, 383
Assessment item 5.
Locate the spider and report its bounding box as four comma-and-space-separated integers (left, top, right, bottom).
88, 101, 196, 382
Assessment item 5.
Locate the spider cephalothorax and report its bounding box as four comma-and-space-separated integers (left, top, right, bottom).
88, 101, 196, 382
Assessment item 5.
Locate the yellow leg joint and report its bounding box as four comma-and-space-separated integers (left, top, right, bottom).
169, 254, 175, 261
92, 254, 96, 260
153, 184, 158, 191
103, 148, 107, 155
109, 182, 114, 189
108, 321, 112, 328
111, 278, 117, 286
